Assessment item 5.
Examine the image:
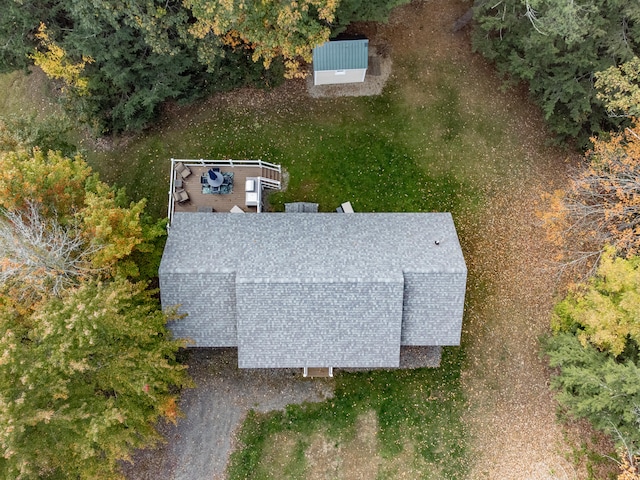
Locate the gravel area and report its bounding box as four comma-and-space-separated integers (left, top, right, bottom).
121, 348, 333, 480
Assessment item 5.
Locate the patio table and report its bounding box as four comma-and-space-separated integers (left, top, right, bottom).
207, 169, 224, 187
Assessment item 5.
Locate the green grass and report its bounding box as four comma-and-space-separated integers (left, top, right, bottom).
0, 47, 563, 478
75, 61, 520, 477
82, 66, 519, 219
0, 69, 68, 126
227, 349, 468, 480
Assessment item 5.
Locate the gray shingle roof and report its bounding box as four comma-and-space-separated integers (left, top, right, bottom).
160, 212, 466, 368
285, 202, 319, 213
313, 40, 369, 71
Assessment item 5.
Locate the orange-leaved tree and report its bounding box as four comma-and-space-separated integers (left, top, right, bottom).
0, 148, 165, 308
541, 122, 640, 275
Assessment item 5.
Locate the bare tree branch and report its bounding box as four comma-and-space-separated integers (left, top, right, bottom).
0, 201, 101, 300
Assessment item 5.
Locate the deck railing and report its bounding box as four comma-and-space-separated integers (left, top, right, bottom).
172, 158, 281, 173
167, 158, 282, 225
259, 177, 281, 190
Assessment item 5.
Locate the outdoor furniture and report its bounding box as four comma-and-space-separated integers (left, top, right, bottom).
175, 188, 189, 203
197, 206, 213, 212
175, 162, 192, 179
175, 177, 183, 189
246, 191, 258, 206
245, 176, 259, 206
285, 202, 319, 213
230, 205, 245, 213
201, 172, 233, 194
207, 169, 224, 187
338, 201, 354, 213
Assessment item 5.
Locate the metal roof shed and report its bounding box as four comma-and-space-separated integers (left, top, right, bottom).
313, 39, 369, 86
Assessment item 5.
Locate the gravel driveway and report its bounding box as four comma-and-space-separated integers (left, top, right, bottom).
122, 348, 333, 480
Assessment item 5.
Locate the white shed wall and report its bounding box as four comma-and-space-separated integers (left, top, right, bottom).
314, 68, 366, 86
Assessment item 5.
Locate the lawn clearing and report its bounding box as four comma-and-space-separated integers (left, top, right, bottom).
85, 76, 483, 219
81, 1, 614, 478
227, 350, 467, 480
0, 1, 620, 478
0, 68, 62, 120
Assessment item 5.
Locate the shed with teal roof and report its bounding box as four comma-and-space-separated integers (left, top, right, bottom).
313, 39, 369, 86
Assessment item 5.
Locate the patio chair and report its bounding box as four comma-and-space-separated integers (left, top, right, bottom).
175, 188, 189, 203
175, 161, 192, 179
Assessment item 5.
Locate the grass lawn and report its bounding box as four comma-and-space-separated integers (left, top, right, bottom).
77, 51, 529, 477
0, 1, 617, 478
0, 45, 559, 480
78, 52, 503, 477
227, 350, 467, 480
85, 72, 486, 220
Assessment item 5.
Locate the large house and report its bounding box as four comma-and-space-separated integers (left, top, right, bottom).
159, 212, 467, 372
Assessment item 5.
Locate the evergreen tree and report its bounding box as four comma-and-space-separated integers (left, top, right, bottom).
0, 144, 190, 477
545, 332, 640, 464
473, 0, 640, 142
545, 249, 640, 470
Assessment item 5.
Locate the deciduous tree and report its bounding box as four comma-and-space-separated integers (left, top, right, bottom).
0, 277, 190, 479
545, 249, 640, 474
596, 57, 640, 118
551, 246, 640, 357
0, 201, 97, 306
0, 148, 165, 282
186, 0, 337, 77
541, 123, 640, 273
0, 148, 90, 218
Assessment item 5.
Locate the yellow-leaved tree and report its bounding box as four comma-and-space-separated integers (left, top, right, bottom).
185, 0, 338, 77
31, 23, 93, 95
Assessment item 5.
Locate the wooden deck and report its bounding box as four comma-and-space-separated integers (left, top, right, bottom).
170, 162, 281, 217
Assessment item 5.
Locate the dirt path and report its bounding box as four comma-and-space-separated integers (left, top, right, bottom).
375, 1, 612, 478
462, 173, 580, 480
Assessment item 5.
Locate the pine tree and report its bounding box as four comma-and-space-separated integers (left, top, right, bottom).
473, 0, 640, 141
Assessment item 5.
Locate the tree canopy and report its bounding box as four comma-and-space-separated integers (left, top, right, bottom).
0, 145, 189, 478
473, 0, 640, 142
545, 247, 640, 473
1, 0, 408, 134
0, 278, 189, 479
596, 57, 640, 118
186, 0, 337, 77
541, 122, 640, 273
